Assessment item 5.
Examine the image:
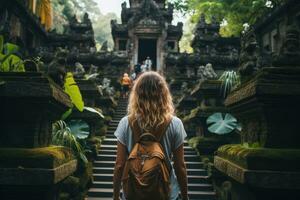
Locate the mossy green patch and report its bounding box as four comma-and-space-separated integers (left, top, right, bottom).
217, 144, 300, 171
188, 134, 239, 155
0, 146, 74, 169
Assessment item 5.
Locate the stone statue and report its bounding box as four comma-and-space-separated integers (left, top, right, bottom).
74, 62, 85, 78
197, 65, 205, 79
273, 21, 300, 67
102, 78, 115, 96
47, 48, 68, 87
197, 63, 217, 80
89, 64, 98, 75
83, 13, 92, 25
203, 63, 218, 79
238, 30, 259, 80
121, 2, 127, 23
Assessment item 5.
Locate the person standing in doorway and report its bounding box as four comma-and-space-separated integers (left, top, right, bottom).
140, 61, 147, 73
145, 56, 152, 71
113, 72, 189, 200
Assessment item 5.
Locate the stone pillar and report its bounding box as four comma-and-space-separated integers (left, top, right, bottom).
0, 72, 77, 200
213, 4, 300, 197
214, 68, 300, 200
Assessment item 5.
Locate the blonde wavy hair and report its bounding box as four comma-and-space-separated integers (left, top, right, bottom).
128, 71, 174, 131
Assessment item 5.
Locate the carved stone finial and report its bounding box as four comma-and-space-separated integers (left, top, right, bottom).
272, 20, 300, 67
238, 30, 259, 81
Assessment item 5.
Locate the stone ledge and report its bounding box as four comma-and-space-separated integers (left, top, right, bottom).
0, 159, 77, 185
225, 67, 300, 107
214, 156, 300, 189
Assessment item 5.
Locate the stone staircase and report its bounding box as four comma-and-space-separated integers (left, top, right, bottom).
87, 98, 216, 200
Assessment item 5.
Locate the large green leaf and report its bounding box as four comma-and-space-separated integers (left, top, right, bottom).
67, 119, 90, 139
64, 72, 84, 111
3, 43, 20, 55
0, 54, 25, 72
84, 106, 104, 118
206, 112, 238, 135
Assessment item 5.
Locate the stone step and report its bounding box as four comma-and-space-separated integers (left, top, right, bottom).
88, 188, 215, 199
101, 139, 118, 145
94, 160, 116, 167
87, 198, 112, 200
98, 149, 117, 155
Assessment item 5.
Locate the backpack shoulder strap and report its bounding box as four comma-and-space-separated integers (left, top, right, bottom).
128, 115, 173, 143
128, 116, 141, 144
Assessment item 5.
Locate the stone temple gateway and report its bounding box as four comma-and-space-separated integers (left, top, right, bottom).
111, 0, 183, 71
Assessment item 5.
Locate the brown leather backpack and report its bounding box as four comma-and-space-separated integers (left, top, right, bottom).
122, 117, 172, 200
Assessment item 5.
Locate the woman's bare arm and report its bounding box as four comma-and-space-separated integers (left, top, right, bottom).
173, 144, 189, 200
113, 141, 127, 200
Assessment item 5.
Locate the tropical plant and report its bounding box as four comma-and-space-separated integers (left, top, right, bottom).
52, 120, 88, 166
67, 119, 90, 139
171, 0, 285, 37
0, 41, 25, 72
84, 106, 105, 118
206, 112, 241, 135
64, 72, 85, 111
219, 70, 240, 98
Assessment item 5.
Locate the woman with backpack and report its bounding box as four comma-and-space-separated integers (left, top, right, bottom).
113, 71, 188, 200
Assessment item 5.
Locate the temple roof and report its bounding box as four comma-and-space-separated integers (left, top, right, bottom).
129, 0, 166, 8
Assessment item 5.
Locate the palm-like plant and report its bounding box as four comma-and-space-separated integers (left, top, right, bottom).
52, 120, 88, 166
219, 70, 240, 98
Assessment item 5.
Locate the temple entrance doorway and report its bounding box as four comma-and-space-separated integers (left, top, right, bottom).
138, 39, 157, 71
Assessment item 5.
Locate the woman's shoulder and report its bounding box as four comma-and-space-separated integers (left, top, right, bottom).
170, 116, 183, 125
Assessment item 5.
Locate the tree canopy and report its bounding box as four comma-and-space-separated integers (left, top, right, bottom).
170, 0, 285, 37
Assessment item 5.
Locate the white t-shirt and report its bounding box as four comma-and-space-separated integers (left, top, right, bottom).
114, 116, 187, 200
141, 64, 147, 73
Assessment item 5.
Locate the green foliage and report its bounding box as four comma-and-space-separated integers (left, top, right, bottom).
206, 113, 239, 135
171, 0, 285, 37
67, 120, 90, 139
179, 19, 194, 53
0, 38, 25, 72
0, 54, 25, 72
0, 146, 74, 168
64, 72, 85, 112
217, 144, 300, 171
84, 106, 105, 118
52, 120, 88, 166
219, 70, 240, 98
93, 12, 119, 50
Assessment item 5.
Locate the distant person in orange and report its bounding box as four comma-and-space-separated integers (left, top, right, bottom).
121, 73, 131, 98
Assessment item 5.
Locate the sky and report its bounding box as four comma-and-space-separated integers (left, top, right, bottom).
97, 0, 129, 15
97, 0, 187, 23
